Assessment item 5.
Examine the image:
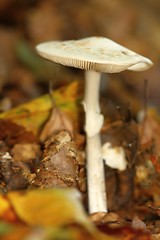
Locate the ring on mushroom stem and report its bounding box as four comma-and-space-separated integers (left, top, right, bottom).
36, 36, 153, 214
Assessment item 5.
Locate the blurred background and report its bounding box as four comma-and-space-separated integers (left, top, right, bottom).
0, 0, 159, 114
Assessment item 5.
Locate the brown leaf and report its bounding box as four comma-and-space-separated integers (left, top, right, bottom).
0, 119, 37, 147
132, 215, 148, 231
12, 143, 41, 163
139, 110, 160, 153
40, 107, 74, 142
0, 152, 35, 191
97, 224, 151, 240
30, 130, 79, 189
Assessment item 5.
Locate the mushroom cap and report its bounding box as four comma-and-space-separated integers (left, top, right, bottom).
36, 37, 153, 73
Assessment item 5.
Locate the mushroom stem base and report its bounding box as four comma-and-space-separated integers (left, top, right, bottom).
86, 135, 107, 213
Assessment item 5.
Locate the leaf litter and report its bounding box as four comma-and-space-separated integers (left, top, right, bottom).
0, 81, 157, 239
0, 0, 160, 239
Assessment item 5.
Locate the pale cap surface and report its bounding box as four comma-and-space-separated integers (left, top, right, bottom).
36, 37, 153, 73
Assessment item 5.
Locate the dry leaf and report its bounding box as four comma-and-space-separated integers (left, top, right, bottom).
139, 109, 160, 153
0, 81, 81, 136
0, 221, 122, 240
12, 143, 41, 163
40, 107, 74, 142
0, 152, 35, 191
30, 130, 79, 189
0, 119, 37, 147
97, 224, 151, 240
132, 215, 148, 232
0, 188, 152, 239
7, 188, 91, 229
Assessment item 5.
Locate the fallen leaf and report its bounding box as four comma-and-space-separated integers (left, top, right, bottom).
132, 215, 148, 232
0, 152, 34, 191
0, 222, 121, 240
12, 143, 41, 163
0, 81, 82, 136
0, 189, 152, 239
0, 119, 37, 147
0, 194, 19, 224
7, 188, 91, 230
139, 109, 160, 151
30, 130, 79, 189
40, 107, 74, 142
97, 225, 151, 240
0, 195, 10, 217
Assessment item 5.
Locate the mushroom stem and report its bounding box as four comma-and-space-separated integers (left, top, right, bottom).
84, 70, 107, 214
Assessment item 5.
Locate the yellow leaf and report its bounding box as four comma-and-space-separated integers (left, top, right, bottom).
0, 81, 82, 136
0, 196, 10, 217
0, 189, 127, 240
0, 224, 120, 240
8, 188, 91, 229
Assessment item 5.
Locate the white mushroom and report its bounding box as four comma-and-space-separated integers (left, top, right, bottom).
36, 36, 153, 214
